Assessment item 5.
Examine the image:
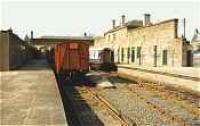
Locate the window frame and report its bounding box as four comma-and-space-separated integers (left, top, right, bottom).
137, 46, 141, 58
121, 48, 124, 62
162, 50, 168, 65
131, 47, 135, 62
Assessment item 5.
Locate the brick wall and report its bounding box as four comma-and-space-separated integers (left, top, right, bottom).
0, 32, 9, 70
0, 30, 35, 71
9, 33, 26, 69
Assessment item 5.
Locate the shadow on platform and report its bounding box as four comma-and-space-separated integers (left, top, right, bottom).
56, 75, 104, 126
17, 59, 50, 71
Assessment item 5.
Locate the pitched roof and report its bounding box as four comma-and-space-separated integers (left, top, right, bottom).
104, 18, 178, 35
38, 35, 94, 41
105, 20, 143, 34
31, 35, 94, 46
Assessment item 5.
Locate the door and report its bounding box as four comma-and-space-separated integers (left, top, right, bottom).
69, 43, 80, 70
162, 50, 168, 65
154, 45, 157, 67
131, 47, 135, 63
137, 47, 141, 65
80, 44, 89, 71
187, 50, 193, 67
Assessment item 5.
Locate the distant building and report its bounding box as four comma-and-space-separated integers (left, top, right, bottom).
191, 29, 200, 67
31, 35, 94, 52
94, 14, 192, 67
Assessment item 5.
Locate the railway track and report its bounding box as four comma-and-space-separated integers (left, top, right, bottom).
62, 79, 134, 126
86, 71, 198, 125
78, 85, 136, 126
124, 84, 194, 126
111, 73, 199, 126
59, 71, 199, 126
115, 73, 200, 118
117, 73, 199, 105
137, 82, 200, 118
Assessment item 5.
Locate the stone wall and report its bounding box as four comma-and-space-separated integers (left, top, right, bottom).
128, 19, 183, 67
191, 40, 200, 67
94, 19, 190, 67
93, 36, 105, 49
104, 27, 128, 63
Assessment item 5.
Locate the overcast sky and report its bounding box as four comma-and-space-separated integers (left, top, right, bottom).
1, 0, 200, 40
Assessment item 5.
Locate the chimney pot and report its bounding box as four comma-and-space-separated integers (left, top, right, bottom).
31, 30, 33, 40
121, 15, 126, 26
112, 19, 116, 28
84, 32, 87, 37
8, 28, 13, 33
144, 13, 151, 26
195, 29, 199, 34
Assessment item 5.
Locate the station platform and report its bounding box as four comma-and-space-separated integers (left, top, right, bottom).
117, 64, 200, 93
0, 59, 67, 125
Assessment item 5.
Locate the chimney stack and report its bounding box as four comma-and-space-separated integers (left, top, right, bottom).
8, 28, 13, 33
84, 32, 87, 37
31, 30, 33, 40
112, 19, 116, 28
195, 29, 199, 34
144, 13, 151, 26
121, 15, 126, 26
183, 18, 186, 39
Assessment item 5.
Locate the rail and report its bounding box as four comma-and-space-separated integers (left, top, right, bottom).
80, 86, 136, 126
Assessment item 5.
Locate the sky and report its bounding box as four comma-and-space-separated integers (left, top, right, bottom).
1, 0, 200, 41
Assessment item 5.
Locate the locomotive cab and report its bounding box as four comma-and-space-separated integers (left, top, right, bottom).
89, 48, 117, 71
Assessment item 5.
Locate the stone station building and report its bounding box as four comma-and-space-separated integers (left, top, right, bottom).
94, 14, 192, 67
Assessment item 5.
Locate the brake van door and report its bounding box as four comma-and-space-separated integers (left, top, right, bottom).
69, 43, 80, 70
80, 44, 89, 71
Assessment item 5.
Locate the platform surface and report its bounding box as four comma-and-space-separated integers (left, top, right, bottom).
118, 64, 200, 79
0, 59, 67, 125
118, 65, 200, 93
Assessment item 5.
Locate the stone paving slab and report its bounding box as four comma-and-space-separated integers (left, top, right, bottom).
118, 67, 200, 93
0, 59, 67, 125
118, 64, 200, 79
